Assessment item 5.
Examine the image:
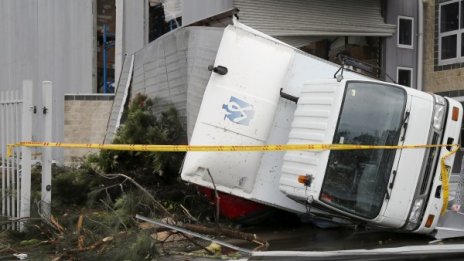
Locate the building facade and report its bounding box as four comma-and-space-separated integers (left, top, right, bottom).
423, 0, 464, 171
384, 0, 420, 89
182, 0, 424, 85
424, 0, 464, 95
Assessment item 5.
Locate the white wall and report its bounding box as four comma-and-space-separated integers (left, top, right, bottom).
0, 0, 95, 160
0, 0, 95, 94
123, 0, 147, 55
115, 0, 147, 82
182, 0, 233, 25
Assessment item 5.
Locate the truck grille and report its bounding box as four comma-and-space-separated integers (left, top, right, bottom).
420, 133, 440, 195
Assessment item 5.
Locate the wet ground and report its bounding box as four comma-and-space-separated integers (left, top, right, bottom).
244, 223, 432, 251
159, 221, 464, 260
159, 174, 464, 260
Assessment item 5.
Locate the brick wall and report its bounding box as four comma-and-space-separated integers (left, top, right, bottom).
64, 95, 114, 164
424, 0, 464, 94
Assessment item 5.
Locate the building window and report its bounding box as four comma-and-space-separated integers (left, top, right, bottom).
397, 67, 413, 87
397, 16, 413, 48
439, 0, 464, 65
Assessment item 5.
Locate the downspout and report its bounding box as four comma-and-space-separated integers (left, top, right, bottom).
115, 0, 124, 88
417, 0, 425, 91
103, 24, 108, 93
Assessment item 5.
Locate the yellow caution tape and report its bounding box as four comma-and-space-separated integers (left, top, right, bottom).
6, 141, 459, 156
440, 144, 460, 215
7, 141, 460, 216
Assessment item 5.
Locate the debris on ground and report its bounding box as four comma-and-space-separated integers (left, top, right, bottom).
0, 98, 262, 260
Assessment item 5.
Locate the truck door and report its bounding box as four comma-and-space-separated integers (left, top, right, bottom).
181, 25, 293, 195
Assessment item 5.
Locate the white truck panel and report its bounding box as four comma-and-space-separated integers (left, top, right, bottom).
379, 95, 433, 228
182, 24, 294, 198
416, 97, 463, 234
251, 98, 308, 211
279, 81, 344, 200
280, 51, 368, 97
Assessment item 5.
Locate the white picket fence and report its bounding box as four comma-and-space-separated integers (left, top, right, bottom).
0, 80, 52, 230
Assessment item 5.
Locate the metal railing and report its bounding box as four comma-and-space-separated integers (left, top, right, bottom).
0, 81, 35, 230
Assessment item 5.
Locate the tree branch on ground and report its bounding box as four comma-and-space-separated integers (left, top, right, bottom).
183, 223, 269, 250
99, 199, 128, 230
206, 168, 220, 226
94, 170, 174, 219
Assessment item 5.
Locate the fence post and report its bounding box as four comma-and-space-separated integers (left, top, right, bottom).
0, 90, 5, 218
11, 89, 19, 229
20, 80, 33, 229
41, 81, 52, 218
6, 90, 11, 225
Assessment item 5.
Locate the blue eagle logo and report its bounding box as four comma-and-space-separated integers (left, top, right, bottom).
222, 96, 255, 126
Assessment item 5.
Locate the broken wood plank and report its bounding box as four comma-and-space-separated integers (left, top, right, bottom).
135, 214, 253, 254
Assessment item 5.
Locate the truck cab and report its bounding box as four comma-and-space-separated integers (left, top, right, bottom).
279, 79, 462, 234
181, 20, 463, 234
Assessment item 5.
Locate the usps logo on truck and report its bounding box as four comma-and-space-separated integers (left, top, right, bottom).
222, 96, 255, 126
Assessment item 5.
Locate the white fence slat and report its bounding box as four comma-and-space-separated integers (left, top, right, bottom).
41, 81, 52, 218
6, 90, 11, 224
0, 90, 5, 217
13, 89, 19, 229
16, 89, 21, 229
11, 90, 16, 228
20, 80, 33, 228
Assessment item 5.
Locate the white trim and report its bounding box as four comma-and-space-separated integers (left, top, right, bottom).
451, 97, 464, 149
64, 93, 115, 97
438, 0, 464, 66
417, 0, 424, 91
115, 54, 135, 131
450, 96, 464, 102
144, 0, 149, 46
397, 16, 414, 49
397, 67, 413, 88
252, 245, 464, 257
115, 0, 124, 88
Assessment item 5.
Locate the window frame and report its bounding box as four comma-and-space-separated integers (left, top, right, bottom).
438, 0, 464, 66
397, 16, 414, 49
320, 81, 407, 219
397, 66, 413, 88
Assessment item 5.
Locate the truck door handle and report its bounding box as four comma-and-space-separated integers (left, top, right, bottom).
208, 65, 228, 75
280, 88, 299, 103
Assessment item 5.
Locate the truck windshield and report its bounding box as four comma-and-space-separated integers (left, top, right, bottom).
320, 82, 406, 219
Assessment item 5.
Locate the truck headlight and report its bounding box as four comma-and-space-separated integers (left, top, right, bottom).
408, 198, 424, 223
433, 104, 445, 130
405, 198, 424, 230
433, 95, 446, 130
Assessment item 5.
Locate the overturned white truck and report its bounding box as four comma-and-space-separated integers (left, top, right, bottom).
180, 21, 463, 235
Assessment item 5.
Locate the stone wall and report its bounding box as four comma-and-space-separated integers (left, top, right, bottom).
64, 94, 114, 164
424, 0, 464, 94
